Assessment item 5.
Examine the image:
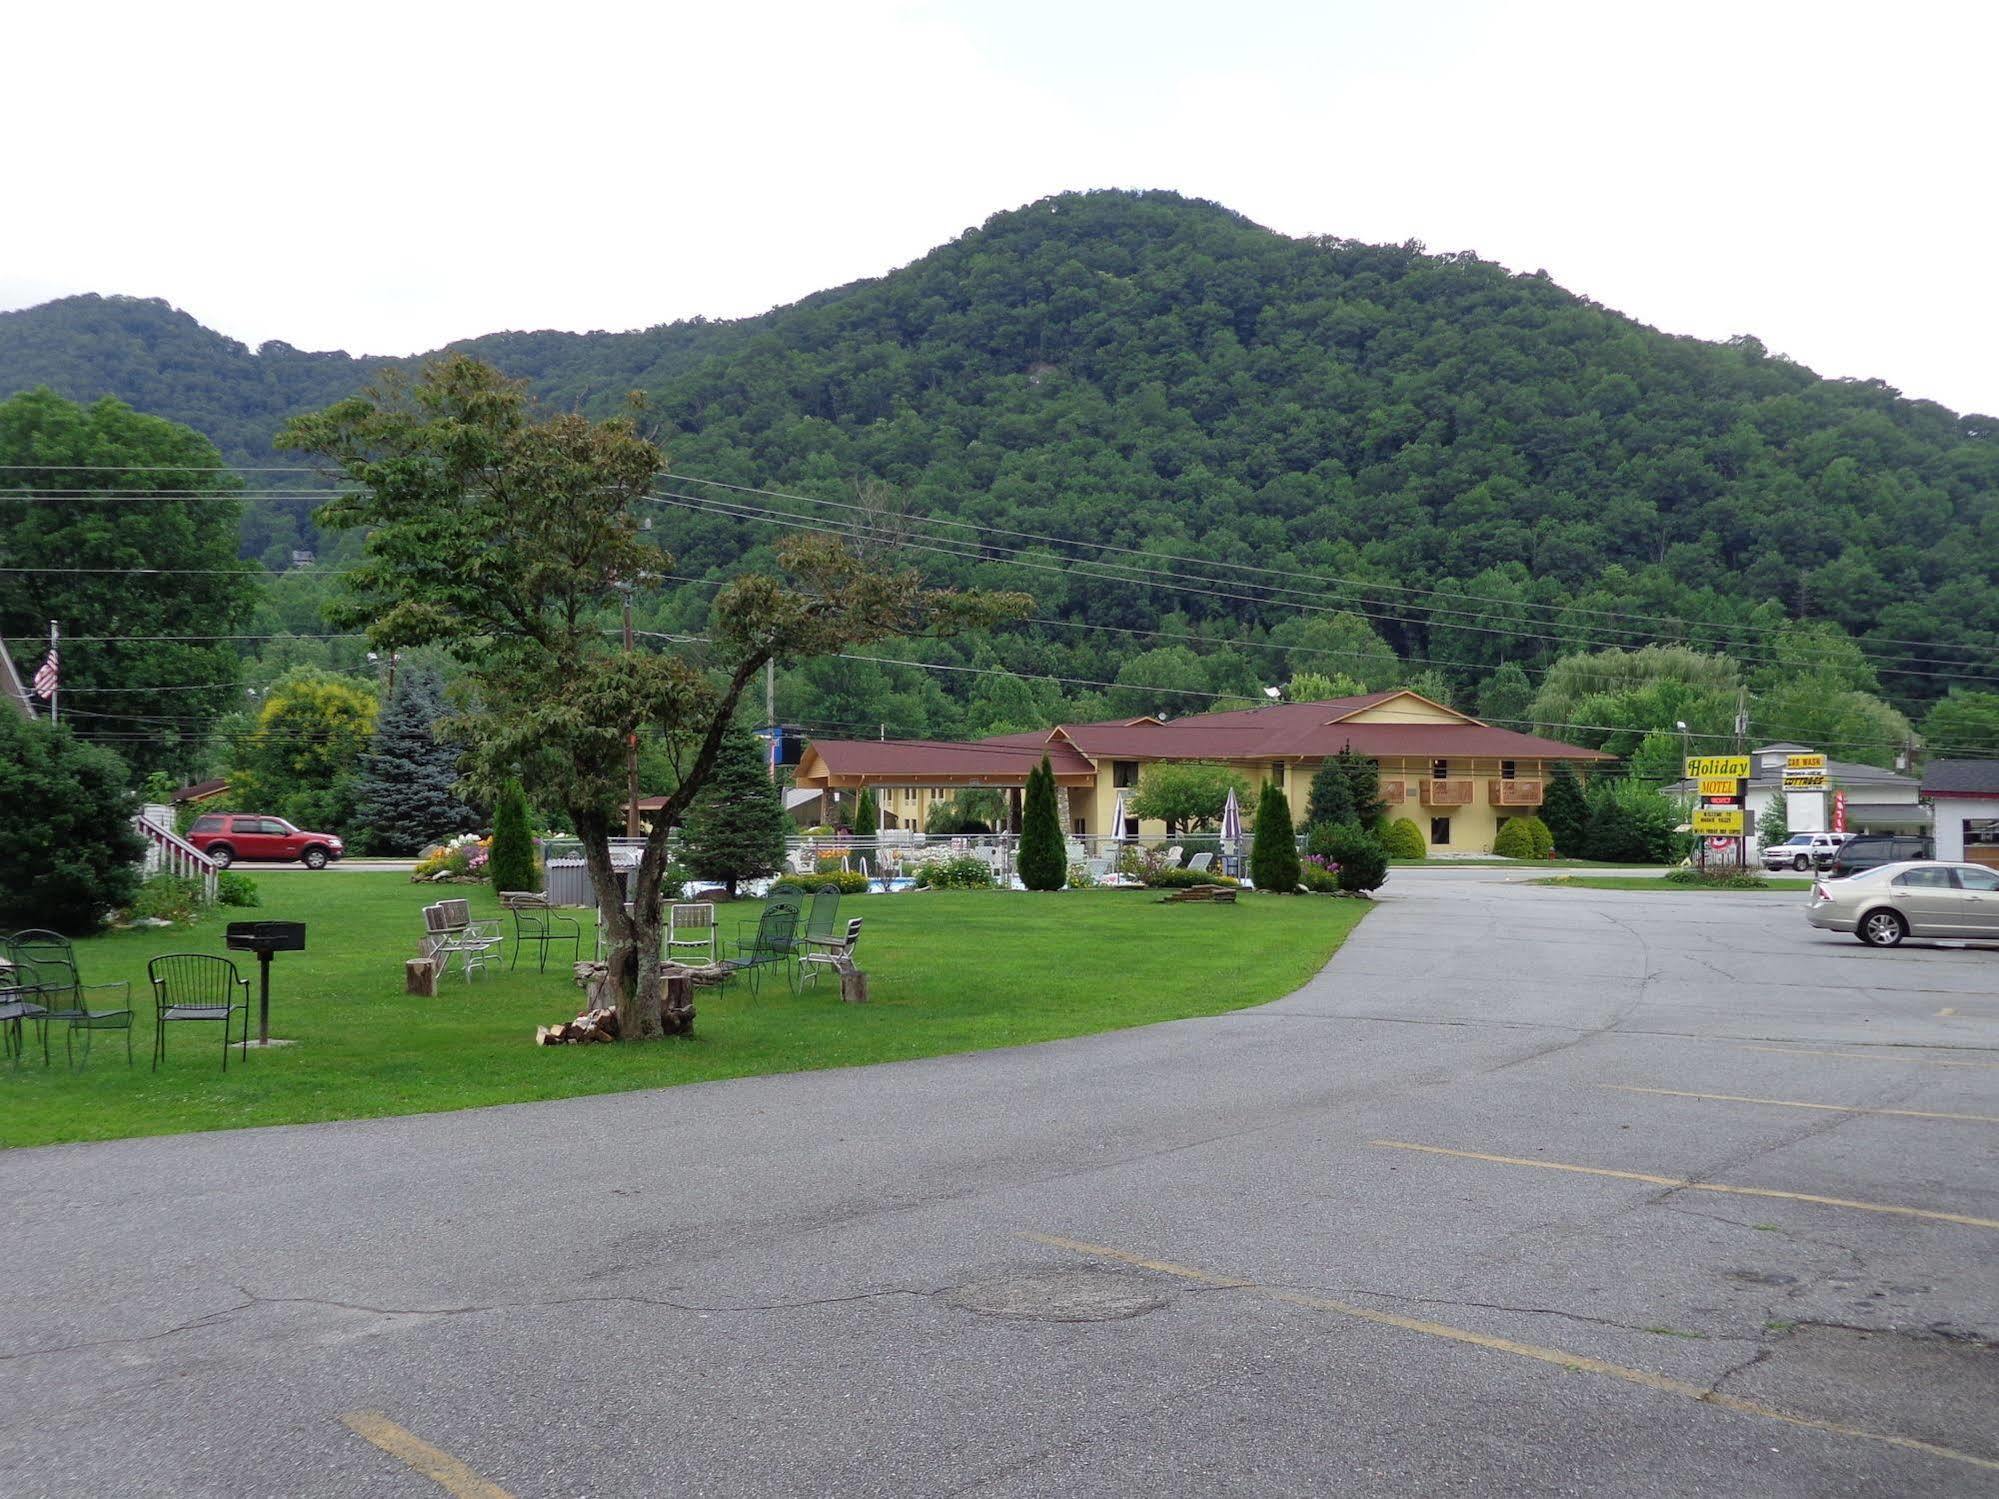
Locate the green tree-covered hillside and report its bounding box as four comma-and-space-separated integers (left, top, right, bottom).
3, 191, 1994, 730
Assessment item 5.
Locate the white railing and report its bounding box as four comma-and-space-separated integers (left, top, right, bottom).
135, 810, 219, 903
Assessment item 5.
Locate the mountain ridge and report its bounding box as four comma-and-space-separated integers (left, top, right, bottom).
3, 189, 1993, 714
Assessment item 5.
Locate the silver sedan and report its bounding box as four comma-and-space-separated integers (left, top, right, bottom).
1806, 860, 1999, 946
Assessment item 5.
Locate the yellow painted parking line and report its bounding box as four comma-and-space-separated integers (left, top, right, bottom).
1598, 1085, 1999, 1126
1020, 1233, 1999, 1475
1739, 1045, 1999, 1070
340, 1412, 514, 1499
1370, 1141, 1999, 1231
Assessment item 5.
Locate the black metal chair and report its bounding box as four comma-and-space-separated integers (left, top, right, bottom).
1, 954, 51, 1069
498, 891, 582, 973
15, 950, 131, 1070
148, 954, 250, 1071
723, 906, 799, 997
734, 891, 803, 967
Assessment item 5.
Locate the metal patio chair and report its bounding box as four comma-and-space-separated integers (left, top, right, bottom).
723, 905, 799, 997
734, 891, 803, 965
15, 949, 132, 1070
798, 917, 863, 991
665, 903, 718, 966
422, 900, 504, 982
1187, 851, 1214, 874
796, 887, 842, 970
147, 953, 250, 1071
498, 891, 581, 973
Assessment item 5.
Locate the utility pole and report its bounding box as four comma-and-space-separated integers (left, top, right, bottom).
765, 658, 777, 783
622, 586, 640, 838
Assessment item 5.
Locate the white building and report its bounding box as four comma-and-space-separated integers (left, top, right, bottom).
1921, 762, 1999, 867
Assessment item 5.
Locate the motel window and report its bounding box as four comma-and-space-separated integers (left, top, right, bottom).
1430, 817, 1451, 846
1113, 761, 1140, 789
1432, 759, 1450, 781
1073, 818, 1087, 835
1269, 762, 1285, 787
1500, 760, 1517, 781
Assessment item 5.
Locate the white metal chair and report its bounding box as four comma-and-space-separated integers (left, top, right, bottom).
798, 917, 863, 989
1187, 851, 1214, 873
422, 899, 504, 981
665, 902, 717, 965
1165, 845, 1184, 867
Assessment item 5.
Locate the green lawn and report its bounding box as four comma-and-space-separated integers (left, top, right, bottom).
1, 873, 1368, 1148
1530, 875, 1813, 892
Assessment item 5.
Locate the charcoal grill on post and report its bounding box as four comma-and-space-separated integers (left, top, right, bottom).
224, 921, 305, 1046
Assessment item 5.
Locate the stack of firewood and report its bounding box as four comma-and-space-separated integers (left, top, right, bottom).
536, 1006, 621, 1045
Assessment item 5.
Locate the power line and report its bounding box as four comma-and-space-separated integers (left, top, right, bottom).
645, 488, 1999, 685
662, 473, 1999, 664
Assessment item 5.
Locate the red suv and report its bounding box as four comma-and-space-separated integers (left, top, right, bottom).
187, 814, 345, 869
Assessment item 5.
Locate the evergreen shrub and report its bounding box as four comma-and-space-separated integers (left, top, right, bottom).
1383, 819, 1426, 859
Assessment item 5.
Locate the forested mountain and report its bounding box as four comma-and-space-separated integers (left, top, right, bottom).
4, 190, 1995, 748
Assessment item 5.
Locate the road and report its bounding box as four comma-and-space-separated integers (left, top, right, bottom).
4, 876, 1995, 1495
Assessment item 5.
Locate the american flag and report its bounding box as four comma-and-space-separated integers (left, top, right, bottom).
33, 644, 58, 700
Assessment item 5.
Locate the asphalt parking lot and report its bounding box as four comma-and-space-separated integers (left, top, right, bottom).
1, 874, 1993, 1496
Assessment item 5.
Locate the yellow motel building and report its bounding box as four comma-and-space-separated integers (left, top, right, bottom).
793, 690, 1611, 854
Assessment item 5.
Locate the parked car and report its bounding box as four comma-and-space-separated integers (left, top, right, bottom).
187, 814, 345, 869
1827, 834, 1932, 878
1761, 832, 1850, 872
1807, 861, 1999, 946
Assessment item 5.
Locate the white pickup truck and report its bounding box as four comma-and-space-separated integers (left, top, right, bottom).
1762, 831, 1850, 872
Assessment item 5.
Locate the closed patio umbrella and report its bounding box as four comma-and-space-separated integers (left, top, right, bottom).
1220, 785, 1243, 870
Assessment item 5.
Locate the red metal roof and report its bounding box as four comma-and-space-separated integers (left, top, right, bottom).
799, 736, 1098, 782
799, 696, 1610, 781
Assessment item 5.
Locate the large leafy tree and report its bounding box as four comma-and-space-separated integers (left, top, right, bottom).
282, 356, 1025, 1037
0, 714, 145, 933
229, 667, 378, 833
1921, 690, 1999, 760
680, 727, 789, 895
351, 663, 479, 854
0, 389, 259, 779
1130, 760, 1248, 835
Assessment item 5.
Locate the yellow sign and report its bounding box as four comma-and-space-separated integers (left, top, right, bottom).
1782, 771, 1828, 790
1785, 753, 1827, 771
1684, 755, 1750, 780
1697, 777, 1740, 798
1692, 807, 1745, 835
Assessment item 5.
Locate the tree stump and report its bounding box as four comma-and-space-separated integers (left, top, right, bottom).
405, 957, 442, 997
660, 967, 696, 1035
833, 957, 869, 1005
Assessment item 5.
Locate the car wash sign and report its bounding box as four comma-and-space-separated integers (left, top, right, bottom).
1782, 752, 1828, 791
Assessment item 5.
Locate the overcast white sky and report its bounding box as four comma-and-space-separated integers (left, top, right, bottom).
7, 0, 1994, 414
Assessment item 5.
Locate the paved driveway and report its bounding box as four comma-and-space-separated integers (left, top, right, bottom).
3, 877, 1994, 1495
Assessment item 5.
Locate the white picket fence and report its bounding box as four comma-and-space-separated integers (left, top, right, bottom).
135, 805, 219, 903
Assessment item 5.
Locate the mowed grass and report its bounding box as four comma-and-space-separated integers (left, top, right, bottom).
1531, 875, 1814, 891
1, 872, 1369, 1148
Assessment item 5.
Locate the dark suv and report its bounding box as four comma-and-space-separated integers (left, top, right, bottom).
187, 814, 345, 869
1828, 834, 1932, 878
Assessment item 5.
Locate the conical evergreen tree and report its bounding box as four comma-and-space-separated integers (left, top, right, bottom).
488, 778, 537, 892
1017, 755, 1067, 890
681, 727, 790, 895
351, 664, 479, 854
1250, 779, 1301, 893
852, 787, 879, 836
1541, 764, 1590, 858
